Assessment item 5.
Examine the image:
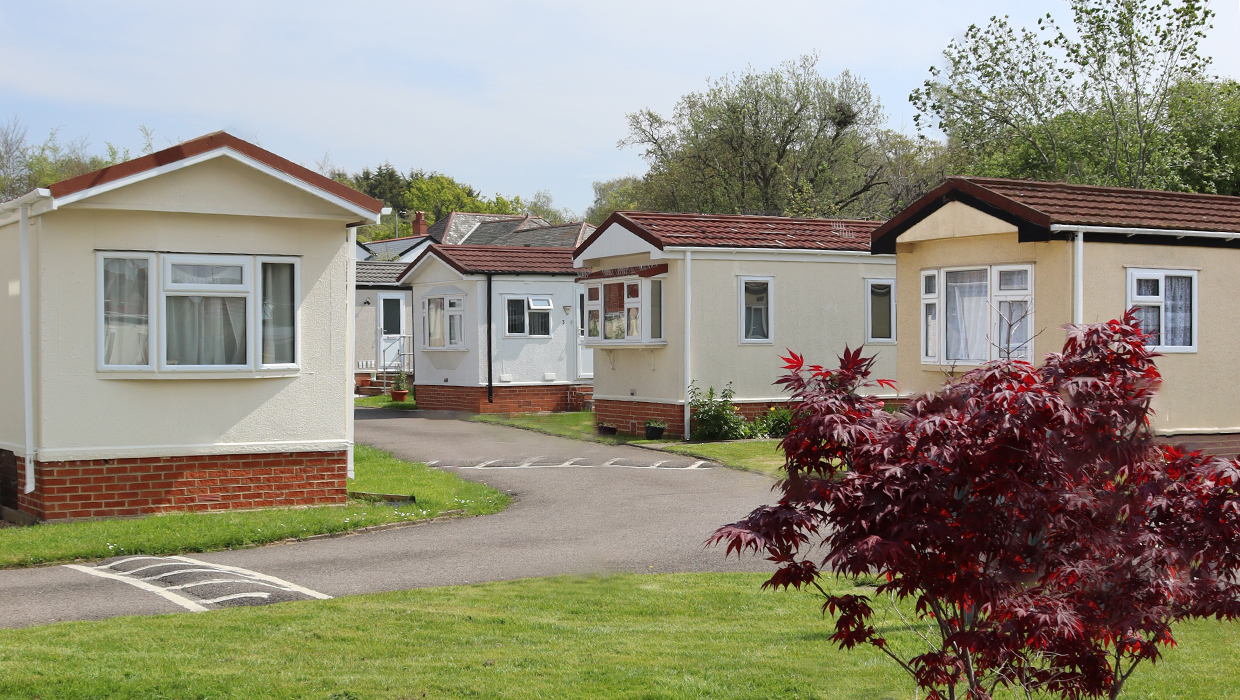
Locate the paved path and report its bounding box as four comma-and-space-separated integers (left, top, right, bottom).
0, 410, 776, 629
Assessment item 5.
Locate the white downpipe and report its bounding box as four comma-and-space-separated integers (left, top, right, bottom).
19, 204, 35, 492
346, 226, 357, 480
682, 249, 692, 441
1073, 230, 1084, 325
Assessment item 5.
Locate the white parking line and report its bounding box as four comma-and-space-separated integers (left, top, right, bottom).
686, 461, 706, 469
452, 462, 711, 471
171, 556, 332, 600
198, 592, 271, 605
64, 564, 208, 613
165, 579, 292, 591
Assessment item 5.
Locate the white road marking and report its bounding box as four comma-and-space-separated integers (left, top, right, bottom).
453, 462, 711, 471
170, 556, 332, 600
64, 564, 208, 613
601, 458, 620, 467
650, 461, 666, 468
426, 460, 440, 465
198, 592, 271, 605
476, 459, 498, 468
165, 578, 294, 591
517, 456, 543, 467
137, 568, 225, 582
686, 461, 706, 469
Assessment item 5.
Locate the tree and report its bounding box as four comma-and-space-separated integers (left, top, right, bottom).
622, 54, 934, 220
520, 189, 577, 225
912, 0, 1216, 190
584, 176, 645, 224
712, 315, 1240, 700
1, 117, 129, 202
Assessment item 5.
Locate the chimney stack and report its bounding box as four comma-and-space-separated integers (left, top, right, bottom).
412, 211, 427, 235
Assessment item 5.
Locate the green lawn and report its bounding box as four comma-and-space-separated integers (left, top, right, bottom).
659, 440, 785, 476
0, 573, 1234, 699
472, 410, 667, 445
0, 444, 508, 568
354, 394, 418, 410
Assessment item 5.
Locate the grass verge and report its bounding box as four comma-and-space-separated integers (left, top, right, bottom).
354, 394, 418, 410
0, 445, 508, 568
472, 410, 669, 446
0, 572, 1234, 699
657, 440, 785, 476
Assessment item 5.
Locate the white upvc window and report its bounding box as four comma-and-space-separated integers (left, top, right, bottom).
738, 276, 773, 345
866, 278, 896, 344
97, 252, 299, 373
505, 296, 553, 338
422, 295, 465, 349
583, 277, 665, 345
1127, 268, 1197, 352
921, 264, 1034, 365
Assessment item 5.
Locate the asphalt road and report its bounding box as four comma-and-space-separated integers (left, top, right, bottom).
0, 409, 777, 629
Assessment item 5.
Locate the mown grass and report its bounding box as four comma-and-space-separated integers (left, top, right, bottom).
658, 440, 785, 476
0, 445, 508, 568
472, 410, 668, 446
354, 394, 418, 410
0, 572, 1235, 699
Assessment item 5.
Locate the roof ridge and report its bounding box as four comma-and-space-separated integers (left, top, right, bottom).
960, 176, 1240, 202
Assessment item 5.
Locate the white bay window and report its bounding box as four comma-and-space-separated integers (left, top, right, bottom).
1127, 269, 1196, 351
583, 277, 665, 345
922, 264, 1034, 364
423, 295, 465, 349
97, 251, 299, 373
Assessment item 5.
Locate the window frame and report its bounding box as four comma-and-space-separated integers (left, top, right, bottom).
158, 253, 255, 372
1126, 268, 1198, 353
503, 295, 554, 339
582, 276, 667, 346
865, 278, 896, 345
96, 251, 157, 372
422, 294, 466, 350
738, 276, 774, 345
256, 255, 301, 370
920, 263, 1035, 366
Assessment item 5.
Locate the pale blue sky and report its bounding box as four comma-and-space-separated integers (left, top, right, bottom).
2, 1, 1238, 214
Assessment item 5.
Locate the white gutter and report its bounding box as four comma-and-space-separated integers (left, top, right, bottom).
682, 249, 692, 441
18, 202, 35, 491
346, 226, 357, 480
1049, 223, 1240, 241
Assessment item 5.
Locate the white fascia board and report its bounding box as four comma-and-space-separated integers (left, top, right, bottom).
661, 246, 892, 264
52, 148, 381, 223
573, 221, 662, 266
398, 253, 466, 285
0, 189, 52, 226
1050, 223, 1240, 240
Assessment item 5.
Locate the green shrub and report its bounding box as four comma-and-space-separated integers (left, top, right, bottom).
688, 382, 746, 441
750, 406, 794, 438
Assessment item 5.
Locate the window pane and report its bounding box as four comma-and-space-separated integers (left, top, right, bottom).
1136, 278, 1160, 297
627, 307, 640, 337
924, 302, 937, 359
998, 269, 1028, 291
998, 300, 1030, 359
869, 283, 892, 339
166, 296, 246, 365
381, 297, 402, 336
428, 298, 445, 347
626, 283, 640, 299
923, 274, 937, 296
604, 283, 625, 340
744, 281, 769, 340
448, 298, 462, 309
945, 270, 988, 362
261, 263, 295, 364
448, 314, 463, 346
529, 310, 551, 336
588, 309, 600, 337
528, 297, 553, 310
507, 298, 526, 334
1134, 305, 1161, 346
103, 258, 150, 366
1165, 276, 1192, 346
172, 264, 242, 285
650, 280, 663, 339
587, 286, 599, 302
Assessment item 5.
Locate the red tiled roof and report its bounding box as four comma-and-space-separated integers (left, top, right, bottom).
577, 211, 880, 257
871, 177, 1240, 253
48, 131, 384, 215
407, 244, 583, 277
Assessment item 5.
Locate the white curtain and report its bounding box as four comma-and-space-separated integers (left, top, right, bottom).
1165, 275, 1192, 346
1133, 306, 1162, 345
166, 296, 246, 365
261, 263, 295, 364
998, 300, 1030, 359
428, 298, 445, 347
946, 270, 988, 362
103, 258, 150, 365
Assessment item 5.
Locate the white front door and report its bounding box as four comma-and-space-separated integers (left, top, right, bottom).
576, 288, 593, 379
378, 293, 405, 369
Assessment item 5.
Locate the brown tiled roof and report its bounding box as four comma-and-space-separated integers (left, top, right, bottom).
577, 212, 879, 257
405, 244, 582, 277
47, 131, 384, 215
871, 177, 1240, 254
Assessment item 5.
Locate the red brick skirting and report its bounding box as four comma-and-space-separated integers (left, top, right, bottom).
1161, 433, 1240, 459
8, 450, 346, 521
414, 384, 593, 414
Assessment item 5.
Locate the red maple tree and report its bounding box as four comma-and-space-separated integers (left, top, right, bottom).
712, 313, 1240, 699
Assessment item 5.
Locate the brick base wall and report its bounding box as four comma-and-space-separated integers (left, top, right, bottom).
414, 384, 593, 414
8, 450, 346, 522
595, 399, 689, 438
1161, 433, 1240, 459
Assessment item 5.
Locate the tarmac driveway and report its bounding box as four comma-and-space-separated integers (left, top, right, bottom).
0, 409, 777, 628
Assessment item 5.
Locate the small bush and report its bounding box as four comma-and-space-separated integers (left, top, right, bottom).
749, 406, 794, 438
688, 382, 746, 441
